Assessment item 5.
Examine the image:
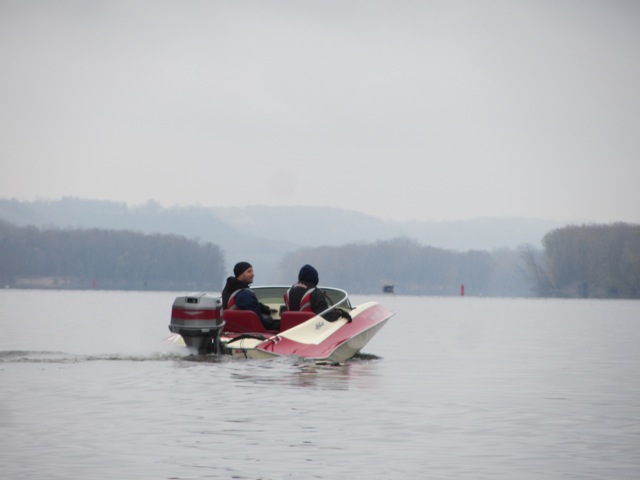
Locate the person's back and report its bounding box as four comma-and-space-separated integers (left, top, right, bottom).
285, 264, 347, 321
285, 265, 325, 312
286, 282, 320, 312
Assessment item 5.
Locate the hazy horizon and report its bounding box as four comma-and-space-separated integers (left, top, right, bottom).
0, 195, 585, 227
2, 1, 639, 224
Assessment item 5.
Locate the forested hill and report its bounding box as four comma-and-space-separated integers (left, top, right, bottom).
1, 219, 639, 298
2, 199, 638, 298
278, 224, 640, 299
280, 238, 534, 297
0, 197, 565, 283
533, 223, 640, 299
0, 220, 224, 291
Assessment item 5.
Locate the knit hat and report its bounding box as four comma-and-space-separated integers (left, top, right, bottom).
298, 264, 319, 285
233, 261, 252, 277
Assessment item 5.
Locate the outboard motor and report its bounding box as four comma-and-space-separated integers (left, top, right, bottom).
169, 293, 225, 354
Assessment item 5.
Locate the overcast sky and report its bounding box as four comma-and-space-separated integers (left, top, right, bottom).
1, 0, 639, 223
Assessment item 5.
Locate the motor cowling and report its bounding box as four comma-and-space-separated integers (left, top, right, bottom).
169, 293, 224, 354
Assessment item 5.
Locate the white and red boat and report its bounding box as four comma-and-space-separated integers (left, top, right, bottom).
168, 286, 394, 363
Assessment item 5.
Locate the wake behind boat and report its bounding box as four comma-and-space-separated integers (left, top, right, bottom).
168, 286, 394, 363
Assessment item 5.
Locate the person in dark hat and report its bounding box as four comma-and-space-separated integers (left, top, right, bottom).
284, 264, 349, 322
221, 261, 278, 330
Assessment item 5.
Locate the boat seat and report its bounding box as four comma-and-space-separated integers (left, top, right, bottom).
222, 310, 277, 334
280, 311, 316, 331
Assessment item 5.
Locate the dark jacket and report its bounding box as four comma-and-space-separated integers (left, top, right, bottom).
221, 276, 248, 309
221, 276, 277, 330
286, 281, 342, 321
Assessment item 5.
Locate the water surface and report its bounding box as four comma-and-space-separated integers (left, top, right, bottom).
1, 290, 638, 479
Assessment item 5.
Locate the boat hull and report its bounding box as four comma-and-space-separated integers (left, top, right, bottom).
224, 302, 394, 362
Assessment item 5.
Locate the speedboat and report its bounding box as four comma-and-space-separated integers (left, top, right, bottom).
168, 286, 394, 363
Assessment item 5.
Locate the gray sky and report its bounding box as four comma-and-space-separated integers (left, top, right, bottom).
1, 0, 639, 223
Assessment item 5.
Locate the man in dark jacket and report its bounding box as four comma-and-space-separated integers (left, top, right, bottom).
285, 264, 349, 322
221, 261, 278, 330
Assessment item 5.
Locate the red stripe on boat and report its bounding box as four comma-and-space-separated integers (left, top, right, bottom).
171, 308, 220, 321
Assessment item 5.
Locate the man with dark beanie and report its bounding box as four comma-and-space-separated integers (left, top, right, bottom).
284, 264, 347, 321
221, 261, 278, 330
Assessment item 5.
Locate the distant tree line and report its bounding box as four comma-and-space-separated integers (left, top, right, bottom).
525, 223, 640, 298
2, 219, 638, 298
0, 220, 224, 290
279, 237, 534, 297
280, 223, 640, 299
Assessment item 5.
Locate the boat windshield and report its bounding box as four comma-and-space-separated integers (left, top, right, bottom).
252, 286, 351, 311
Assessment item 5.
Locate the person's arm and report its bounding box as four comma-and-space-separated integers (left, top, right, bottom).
258, 302, 272, 315
314, 289, 352, 322
311, 289, 329, 314
235, 290, 266, 322
236, 290, 279, 330
313, 289, 340, 321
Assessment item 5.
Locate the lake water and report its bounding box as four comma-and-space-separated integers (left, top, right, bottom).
1, 290, 639, 479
